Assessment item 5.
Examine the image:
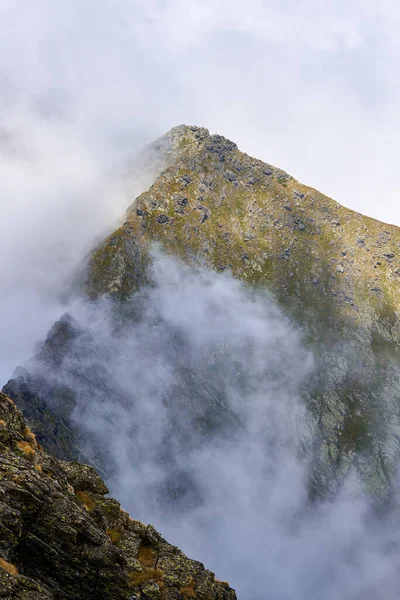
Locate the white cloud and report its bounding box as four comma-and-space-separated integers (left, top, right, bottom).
1, 5, 400, 594
1, 0, 400, 382
0, 0, 398, 223
22, 252, 400, 599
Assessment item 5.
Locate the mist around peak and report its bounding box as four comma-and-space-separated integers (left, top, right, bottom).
14, 249, 400, 600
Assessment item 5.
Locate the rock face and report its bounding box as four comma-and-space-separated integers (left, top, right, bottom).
0, 392, 236, 600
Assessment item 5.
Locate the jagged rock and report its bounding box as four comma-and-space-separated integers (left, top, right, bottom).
0, 392, 236, 600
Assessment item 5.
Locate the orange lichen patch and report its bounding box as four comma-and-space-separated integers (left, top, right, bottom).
180, 579, 197, 598
0, 557, 18, 576
106, 529, 122, 545
23, 427, 37, 446
0, 393, 14, 405
0, 419, 6, 427
128, 569, 163, 587
34, 464, 43, 473
9, 474, 21, 484
75, 491, 96, 511
129, 517, 146, 526
16, 440, 36, 458
137, 544, 156, 568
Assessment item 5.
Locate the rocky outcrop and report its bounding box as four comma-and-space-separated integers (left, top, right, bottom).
0, 391, 236, 600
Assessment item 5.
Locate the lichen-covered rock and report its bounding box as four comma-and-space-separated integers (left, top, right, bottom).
0, 392, 236, 600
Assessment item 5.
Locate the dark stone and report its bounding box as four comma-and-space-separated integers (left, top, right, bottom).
205, 135, 237, 158
294, 218, 305, 231
226, 171, 237, 183
157, 214, 169, 224
384, 252, 395, 260
279, 248, 291, 261
180, 175, 191, 187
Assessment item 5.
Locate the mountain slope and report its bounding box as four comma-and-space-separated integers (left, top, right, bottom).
78, 125, 400, 496
5, 124, 400, 510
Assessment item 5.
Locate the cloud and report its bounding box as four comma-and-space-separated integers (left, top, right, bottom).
1, 0, 398, 384
20, 250, 400, 599
1, 4, 400, 594
0, 99, 152, 383
0, 1, 399, 221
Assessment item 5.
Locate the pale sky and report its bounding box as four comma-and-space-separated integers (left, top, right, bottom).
0, 0, 400, 381
0, 0, 399, 223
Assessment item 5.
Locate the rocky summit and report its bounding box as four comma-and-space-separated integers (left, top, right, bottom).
86, 125, 400, 333
4, 124, 400, 598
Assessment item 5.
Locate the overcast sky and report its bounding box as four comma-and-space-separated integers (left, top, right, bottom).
0, 0, 399, 222
0, 1, 400, 381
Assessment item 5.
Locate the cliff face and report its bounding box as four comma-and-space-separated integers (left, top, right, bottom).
0, 391, 236, 600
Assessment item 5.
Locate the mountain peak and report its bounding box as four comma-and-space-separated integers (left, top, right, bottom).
140, 125, 238, 174
87, 126, 400, 334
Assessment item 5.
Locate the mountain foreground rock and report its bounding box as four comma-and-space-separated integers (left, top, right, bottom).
0, 391, 236, 600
